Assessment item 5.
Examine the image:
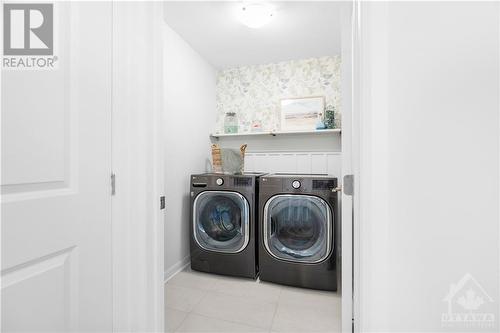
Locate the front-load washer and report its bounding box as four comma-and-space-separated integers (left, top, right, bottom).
190, 173, 265, 279
258, 174, 338, 291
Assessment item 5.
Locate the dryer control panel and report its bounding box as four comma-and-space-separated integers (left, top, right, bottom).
283, 178, 310, 191
190, 173, 259, 192
261, 174, 337, 194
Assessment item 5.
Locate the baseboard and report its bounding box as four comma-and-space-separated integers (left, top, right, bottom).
164, 255, 191, 282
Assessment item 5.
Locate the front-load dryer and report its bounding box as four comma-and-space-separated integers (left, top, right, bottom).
258, 174, 338, 291
190, 173, 265, 279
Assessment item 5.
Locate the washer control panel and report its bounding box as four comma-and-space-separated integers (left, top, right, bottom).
216, 178, 224, 186
292, 180, 301, 189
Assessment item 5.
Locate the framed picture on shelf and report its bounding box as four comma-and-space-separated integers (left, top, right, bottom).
280, 96, 325, 131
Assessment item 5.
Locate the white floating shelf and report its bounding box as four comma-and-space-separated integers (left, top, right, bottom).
210, 128, 341, 139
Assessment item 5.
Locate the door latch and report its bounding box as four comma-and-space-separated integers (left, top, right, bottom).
330, 175, 354, 195
343, 174, 354, 196
111, 173, 116, 195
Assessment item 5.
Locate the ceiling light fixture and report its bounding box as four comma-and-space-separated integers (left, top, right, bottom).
237, 2, 275, 29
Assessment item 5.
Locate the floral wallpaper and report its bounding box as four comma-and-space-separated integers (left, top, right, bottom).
215, 56, 341, 133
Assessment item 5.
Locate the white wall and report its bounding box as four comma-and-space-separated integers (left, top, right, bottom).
163, 24, 216, 280
358, 2, 499, 331
112, 2, 165, 330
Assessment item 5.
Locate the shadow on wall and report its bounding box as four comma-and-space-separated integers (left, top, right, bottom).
163, 23, 215, 279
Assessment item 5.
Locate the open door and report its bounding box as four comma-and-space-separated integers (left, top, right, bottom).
340, 2, 357, 332
1, 2, 113, 331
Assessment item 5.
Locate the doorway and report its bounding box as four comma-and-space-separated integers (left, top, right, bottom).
161, 1, 355, 332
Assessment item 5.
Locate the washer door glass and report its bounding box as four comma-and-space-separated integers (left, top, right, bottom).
264, 195, 332, 263
193, 191, 250, 253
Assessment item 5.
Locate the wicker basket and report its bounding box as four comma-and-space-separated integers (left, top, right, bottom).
211, 144, 247, 174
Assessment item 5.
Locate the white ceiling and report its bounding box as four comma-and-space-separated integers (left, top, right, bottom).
163, 1, 343, 69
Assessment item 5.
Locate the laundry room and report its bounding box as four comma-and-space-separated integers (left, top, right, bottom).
162, 2, 352, 332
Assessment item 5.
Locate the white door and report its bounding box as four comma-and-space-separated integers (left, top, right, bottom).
1, 2, 112, 332
339, 1, 359, 332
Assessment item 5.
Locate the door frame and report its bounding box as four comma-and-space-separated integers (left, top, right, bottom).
111, 1, 363, 332
340, 1, 362, 332
111, 2, 164, 332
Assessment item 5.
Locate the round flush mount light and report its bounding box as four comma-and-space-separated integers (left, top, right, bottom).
237, 2, 275, 29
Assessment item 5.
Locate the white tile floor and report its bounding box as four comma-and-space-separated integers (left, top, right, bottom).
165, 268, 341, 333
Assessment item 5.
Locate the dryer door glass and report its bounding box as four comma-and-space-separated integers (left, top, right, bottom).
193, 191, 250, 253
264, 195, 332, 263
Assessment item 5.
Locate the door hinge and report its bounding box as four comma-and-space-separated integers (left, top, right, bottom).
344, 174, 354, 196
111, 173, 116, 195
160, 196, 165, 210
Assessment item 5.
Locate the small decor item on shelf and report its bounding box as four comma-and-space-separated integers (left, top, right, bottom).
241, 119, 251, 133
251, 119, 263, 132
224, 112, 239, 134
316, 116, 327, 130
211, 144, 247, 174
324, 105, 336, 129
